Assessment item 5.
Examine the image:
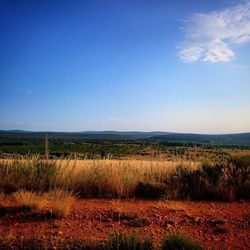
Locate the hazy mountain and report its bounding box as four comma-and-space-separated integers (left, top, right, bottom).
0, 130, 250, 145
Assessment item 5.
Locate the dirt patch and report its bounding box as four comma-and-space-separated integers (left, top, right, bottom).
0, 199, 249, 249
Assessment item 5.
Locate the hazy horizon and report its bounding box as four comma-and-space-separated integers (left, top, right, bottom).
1, 129, 250, 135
1, 0, 250, 133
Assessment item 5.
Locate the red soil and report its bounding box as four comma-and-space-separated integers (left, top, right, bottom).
0, 199, 249, 249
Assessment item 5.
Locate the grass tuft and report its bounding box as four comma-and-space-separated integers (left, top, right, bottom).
46, 189, 75, 218
106, 231, 153, 250
162, 233, 203, 250
12, 190, 46, 212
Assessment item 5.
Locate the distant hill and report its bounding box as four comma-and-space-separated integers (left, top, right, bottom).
151, 132, 250, 146
0, 130, 172, 140
0, 130, 250, 146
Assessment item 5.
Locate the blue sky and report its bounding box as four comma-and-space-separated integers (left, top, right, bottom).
0, 0, 250, 133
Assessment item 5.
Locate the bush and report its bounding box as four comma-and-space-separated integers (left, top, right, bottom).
228, 155, 250, 199
105, 232, 153, 250
135, 182, 166, 199
194, 157, 250, 200
191, 164, 226, 200
162, 233, 202, 250
164, 156, 250, 201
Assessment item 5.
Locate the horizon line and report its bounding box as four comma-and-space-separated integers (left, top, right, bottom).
1, 129, 250, 136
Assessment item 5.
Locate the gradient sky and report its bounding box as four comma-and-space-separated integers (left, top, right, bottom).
0, 0, 250, 133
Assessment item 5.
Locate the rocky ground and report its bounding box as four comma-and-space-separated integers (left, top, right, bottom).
0, 199, 249, 249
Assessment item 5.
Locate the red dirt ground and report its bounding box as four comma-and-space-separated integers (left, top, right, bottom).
0, 199, 249, 249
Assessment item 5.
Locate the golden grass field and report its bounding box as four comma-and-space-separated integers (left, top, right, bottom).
0, 158, 199, 197
1, 155, 249, 200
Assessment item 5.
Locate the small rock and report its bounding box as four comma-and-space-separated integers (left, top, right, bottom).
51, 231, 63, 236
105, 223, 114, 228
52, 223, 60, 228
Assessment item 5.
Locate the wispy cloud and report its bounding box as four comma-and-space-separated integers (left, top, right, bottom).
179, 1, 250, 63
25, 90, 32, 96
107, 117, 131, 123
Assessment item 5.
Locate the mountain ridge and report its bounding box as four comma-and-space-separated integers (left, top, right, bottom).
0, 130, 250, 146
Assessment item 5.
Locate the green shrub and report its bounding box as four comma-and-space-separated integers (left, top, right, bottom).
162, 233, 202, 250
105, 232, 153, 250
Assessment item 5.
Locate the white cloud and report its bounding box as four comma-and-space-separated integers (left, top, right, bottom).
179, 1, 250, 63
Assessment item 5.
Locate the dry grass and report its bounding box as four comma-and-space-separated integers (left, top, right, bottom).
0, 158, 198, 197
46, 189, 75, 218
55, 159, 198, 198
12, 190, 46, 212
0, 157, 58, 193
0, 156, 249, 200
2, 189, 75, 219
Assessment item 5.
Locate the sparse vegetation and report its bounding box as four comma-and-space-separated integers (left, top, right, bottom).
162, 233, 203, 250
12, 190, 46, 212
46, 189, 75, 218
0, 189, 74, 220
0, 232, 204, 250
106, 231, 153, 250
